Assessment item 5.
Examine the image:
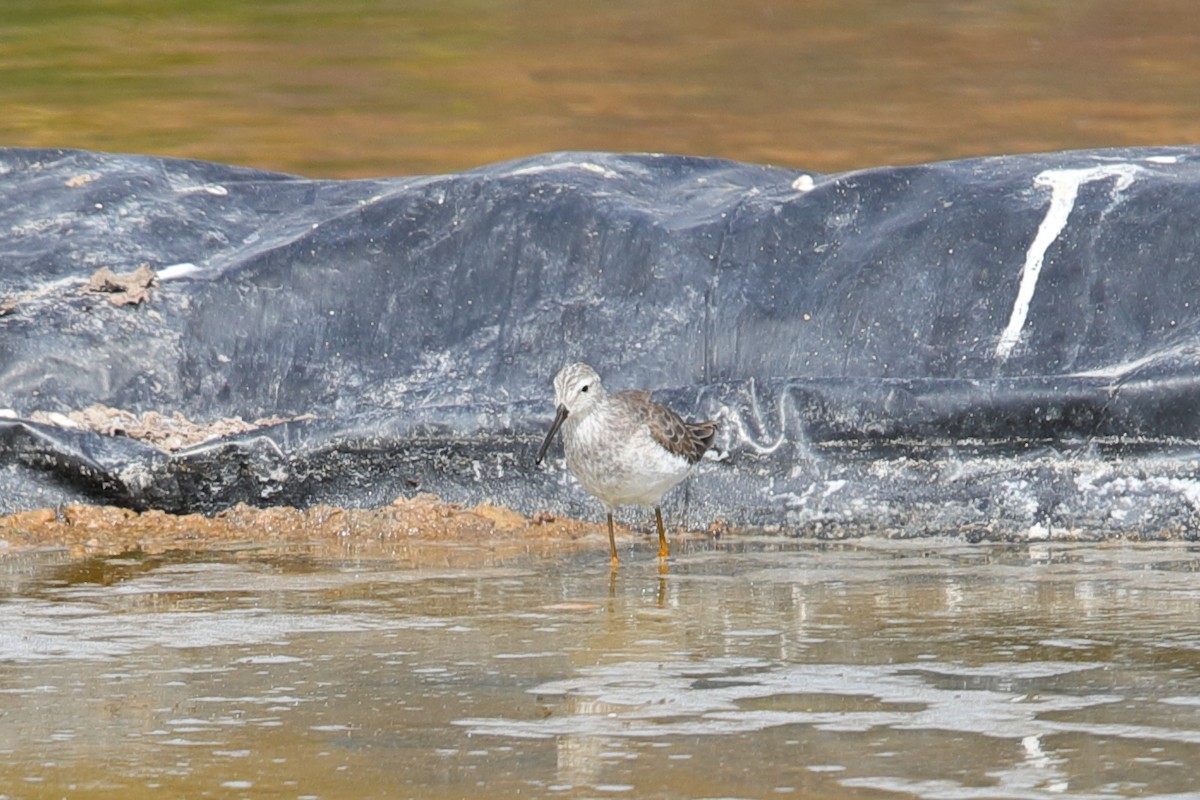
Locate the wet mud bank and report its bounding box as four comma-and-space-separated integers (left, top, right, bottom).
0, 491, 1180, 567
0, 495, 609, 563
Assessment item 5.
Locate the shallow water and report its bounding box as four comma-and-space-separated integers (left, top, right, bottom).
4, 538, 1200, 798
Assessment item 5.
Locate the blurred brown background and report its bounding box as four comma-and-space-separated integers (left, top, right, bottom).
3, 0, 1198, 177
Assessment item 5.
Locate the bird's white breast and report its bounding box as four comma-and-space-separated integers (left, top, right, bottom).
561, 403, 692, 508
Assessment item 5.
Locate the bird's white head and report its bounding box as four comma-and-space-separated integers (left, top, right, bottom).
552, 362, 606, 418
536, 362, 606, 465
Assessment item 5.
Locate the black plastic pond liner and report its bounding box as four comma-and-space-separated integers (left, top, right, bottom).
2, 146, 1200, 538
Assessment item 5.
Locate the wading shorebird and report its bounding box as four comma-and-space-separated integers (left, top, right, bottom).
535, 362, 717, 566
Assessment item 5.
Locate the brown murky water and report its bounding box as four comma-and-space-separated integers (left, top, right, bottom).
2, 0, 1198, 177
4, 538, 1200, 799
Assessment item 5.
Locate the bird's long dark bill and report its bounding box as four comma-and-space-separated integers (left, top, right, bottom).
535, 405, 569, 464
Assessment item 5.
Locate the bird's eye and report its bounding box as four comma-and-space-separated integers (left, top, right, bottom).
581, 384, 589, 393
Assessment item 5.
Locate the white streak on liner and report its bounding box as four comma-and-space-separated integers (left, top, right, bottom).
995, 164, 1140, 361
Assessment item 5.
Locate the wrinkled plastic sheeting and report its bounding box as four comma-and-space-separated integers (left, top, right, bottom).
2, 146, 1200, 537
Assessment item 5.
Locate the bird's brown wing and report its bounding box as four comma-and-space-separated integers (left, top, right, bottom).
615, 390, 716, 465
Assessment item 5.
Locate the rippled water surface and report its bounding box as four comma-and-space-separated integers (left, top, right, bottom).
4, 539, 1200, 798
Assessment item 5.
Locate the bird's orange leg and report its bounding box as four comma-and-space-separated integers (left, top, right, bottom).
608, 511, 620, 569
655, 506, 670, 559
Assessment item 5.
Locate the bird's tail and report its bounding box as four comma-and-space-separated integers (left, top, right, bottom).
688, 420, 718, 454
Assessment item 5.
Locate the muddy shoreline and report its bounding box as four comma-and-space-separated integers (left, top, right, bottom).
0, 494, 619, 564
1, 492, 1176, 567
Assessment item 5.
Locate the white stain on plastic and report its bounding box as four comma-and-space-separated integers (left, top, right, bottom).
156, 262, 200, 280
995, 164, 1141, 361
507, 162, 622, 180
173, 182, 229, 196
791, 174, 816, 193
